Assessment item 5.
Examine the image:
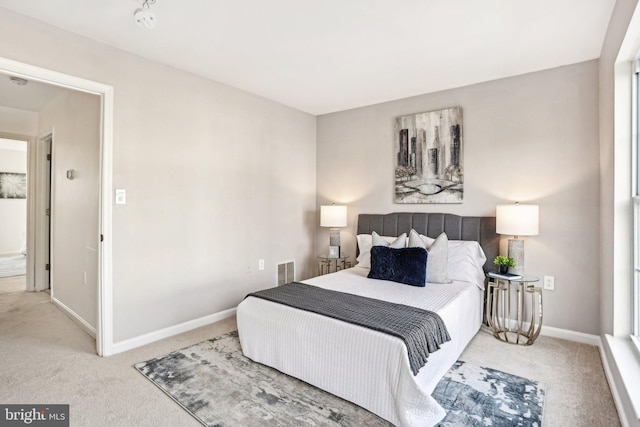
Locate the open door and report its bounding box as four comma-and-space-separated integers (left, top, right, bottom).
35, 134, 52, 292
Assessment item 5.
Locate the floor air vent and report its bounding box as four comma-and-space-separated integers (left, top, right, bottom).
277, 261, 295, 286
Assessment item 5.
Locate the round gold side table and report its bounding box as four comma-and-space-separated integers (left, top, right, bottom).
317, 255, 351, 276
486, 273, 542, 345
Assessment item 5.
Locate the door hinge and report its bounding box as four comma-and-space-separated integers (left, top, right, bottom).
45, 208, 50, 216
100, 234, 104, 242
46, 154, 51, 161
45, 264, 50, 271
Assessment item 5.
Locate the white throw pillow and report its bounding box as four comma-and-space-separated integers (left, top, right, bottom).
408, 229, 435, 249
424, 232, 452, 284
408, 229, 487, 287
408, 229, 450, 284
356, 232, 407, 269
372, 231, 406, 248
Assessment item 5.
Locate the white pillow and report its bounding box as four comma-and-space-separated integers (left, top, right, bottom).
372, 231, 407, 248
408, 229, 450, 283
408, 229, 434, 249
447, 240, 487, 289
408, 229, 487, 286
424, 232, 452, 284
356, 232, 407, 269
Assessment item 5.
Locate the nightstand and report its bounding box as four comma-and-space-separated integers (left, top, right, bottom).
486, 273, 542, 345
317, 255, 351, 276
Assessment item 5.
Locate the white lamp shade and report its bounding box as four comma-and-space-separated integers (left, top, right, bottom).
320, 205, 347, 227
496, 204, 539, 236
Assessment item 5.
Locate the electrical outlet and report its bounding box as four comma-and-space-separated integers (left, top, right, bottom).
115, 189, 126, 205
543, 275, 555, 290
259, 259, 265, 271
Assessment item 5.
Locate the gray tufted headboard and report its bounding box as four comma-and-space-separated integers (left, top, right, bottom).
357, 212, 498, 273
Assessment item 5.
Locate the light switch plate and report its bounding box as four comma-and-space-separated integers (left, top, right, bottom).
115, 189, 126, 205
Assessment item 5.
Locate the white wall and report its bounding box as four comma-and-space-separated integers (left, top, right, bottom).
317, 61, 601, 335
0, 105, 37, 135
0, 145, 27, 254
39, 91, 100, 329
0, 9, 317, 343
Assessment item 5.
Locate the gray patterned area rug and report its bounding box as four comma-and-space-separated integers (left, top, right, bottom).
0, 255, 26, 278
433, 361, 545, 426
135, 331, 545, 427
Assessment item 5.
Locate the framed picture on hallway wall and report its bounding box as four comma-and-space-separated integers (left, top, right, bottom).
394, 107, 463, 203
0, 172, 26, 199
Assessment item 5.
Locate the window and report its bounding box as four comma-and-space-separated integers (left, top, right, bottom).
634, 198, 640, 346
633, 60, 640, 348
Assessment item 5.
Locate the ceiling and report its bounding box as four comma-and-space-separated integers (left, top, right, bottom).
0, 73, 67, 112
0, 0, 617, 115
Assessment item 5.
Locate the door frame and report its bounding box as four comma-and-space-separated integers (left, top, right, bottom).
34, 133, 53, 293
0, 57, 114, 356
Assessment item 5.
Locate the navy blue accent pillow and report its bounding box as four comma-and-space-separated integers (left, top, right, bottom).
367, 246, 428, 287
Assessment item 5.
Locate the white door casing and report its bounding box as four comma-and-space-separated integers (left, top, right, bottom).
0, 57, 114, 356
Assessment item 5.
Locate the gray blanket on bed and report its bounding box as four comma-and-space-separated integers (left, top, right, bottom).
246, 282, 451, 375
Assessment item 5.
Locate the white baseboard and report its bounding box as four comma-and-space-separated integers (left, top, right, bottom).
52, 297, 97, 338
539, 324, 601, 346
494, 319, 601, 346
111, 307, 237, 355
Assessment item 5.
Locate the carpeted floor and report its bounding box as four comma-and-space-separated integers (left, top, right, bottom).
0, 275, 26, 294
0, 290, 621, 427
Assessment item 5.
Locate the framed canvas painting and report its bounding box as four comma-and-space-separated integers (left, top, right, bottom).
0, 172, 26, 199
394, 107, 463, 203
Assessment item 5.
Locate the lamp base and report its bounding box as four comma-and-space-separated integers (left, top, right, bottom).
329, 229, 341, 258
507, 238, 524, 275
328, 245, 340, 258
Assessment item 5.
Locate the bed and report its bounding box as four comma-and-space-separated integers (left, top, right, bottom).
237, 213, 498, 427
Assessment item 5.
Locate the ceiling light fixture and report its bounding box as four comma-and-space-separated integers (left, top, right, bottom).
134, 0, 157, 30
9, 76, 28, 86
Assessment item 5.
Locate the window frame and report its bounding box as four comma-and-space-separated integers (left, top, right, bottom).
632, 60, 640, 348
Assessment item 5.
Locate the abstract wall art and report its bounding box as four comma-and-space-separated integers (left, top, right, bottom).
0, 172, 27, 199
394, 106, 463, 203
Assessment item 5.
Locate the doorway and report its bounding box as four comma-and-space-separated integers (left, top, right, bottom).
0, 136, 28, 295
0, 57, 114, 356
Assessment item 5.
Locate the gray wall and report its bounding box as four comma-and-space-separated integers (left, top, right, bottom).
0, 9, 317, 343
317, 61, 601, 335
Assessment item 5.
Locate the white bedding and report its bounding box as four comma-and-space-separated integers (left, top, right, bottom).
237, 267, 483, 427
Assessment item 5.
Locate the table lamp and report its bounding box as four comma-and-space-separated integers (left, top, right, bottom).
320, 204, 347, 258
496, 202, 539, 275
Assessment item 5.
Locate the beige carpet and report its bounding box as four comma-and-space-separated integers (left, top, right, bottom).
0, 275, 26, 295
0, 291, 620, 427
